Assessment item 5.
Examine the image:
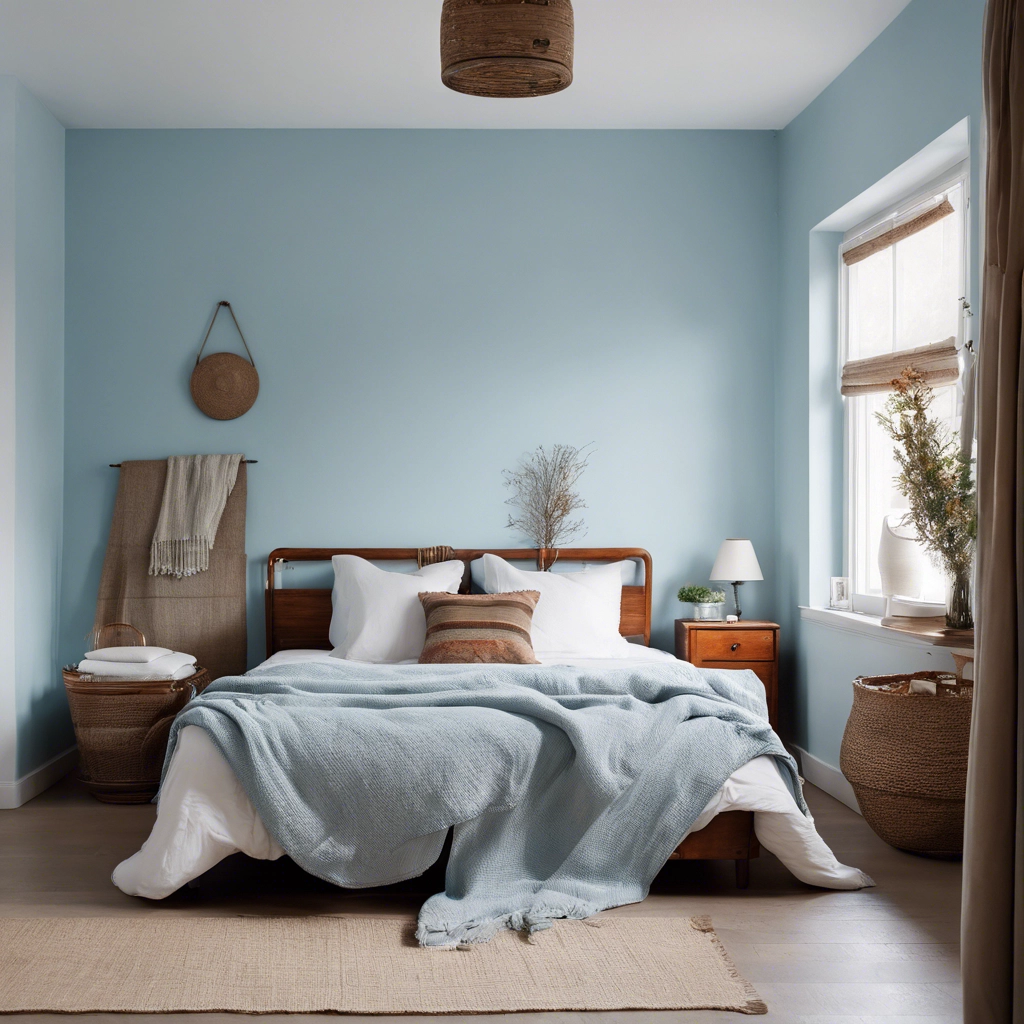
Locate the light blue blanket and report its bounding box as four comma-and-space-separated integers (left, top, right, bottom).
163, 658, 804, 946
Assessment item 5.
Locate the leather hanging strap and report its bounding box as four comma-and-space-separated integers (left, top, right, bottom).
196, 301, 256, 368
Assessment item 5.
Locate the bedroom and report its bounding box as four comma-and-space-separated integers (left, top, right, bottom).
0, 0, 1020, 1021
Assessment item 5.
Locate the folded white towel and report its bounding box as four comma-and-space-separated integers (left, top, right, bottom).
77, 652, 197, 680
78, 663, 199, 682
83, 646, 174, 664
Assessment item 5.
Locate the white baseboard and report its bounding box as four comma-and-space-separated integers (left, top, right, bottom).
0, 746, 77, 809
791, 744, 861, 815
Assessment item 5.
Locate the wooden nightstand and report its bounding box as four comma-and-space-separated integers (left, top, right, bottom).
675, 619, 780, 727
670, 619, 781, 887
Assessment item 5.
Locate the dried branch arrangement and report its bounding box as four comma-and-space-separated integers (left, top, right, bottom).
876, 368, 976, 628
503, 444, 592, 558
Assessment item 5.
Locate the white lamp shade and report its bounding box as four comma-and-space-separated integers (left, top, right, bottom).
710, 539, 763, 582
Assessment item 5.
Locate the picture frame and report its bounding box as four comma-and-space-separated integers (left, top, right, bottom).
830, 576, 851, 611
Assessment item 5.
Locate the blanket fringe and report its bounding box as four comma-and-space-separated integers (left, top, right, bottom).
416, 899, 600, 948
149, 537, 212, 578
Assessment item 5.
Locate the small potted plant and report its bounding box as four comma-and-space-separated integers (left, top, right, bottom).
677, 584, 727, 621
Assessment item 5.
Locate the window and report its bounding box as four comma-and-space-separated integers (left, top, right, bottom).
840, 165, 969, 614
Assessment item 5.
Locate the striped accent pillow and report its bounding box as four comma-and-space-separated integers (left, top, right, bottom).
418, 591, 541, 664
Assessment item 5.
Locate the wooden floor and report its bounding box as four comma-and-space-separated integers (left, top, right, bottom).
0, 775, 962, 1024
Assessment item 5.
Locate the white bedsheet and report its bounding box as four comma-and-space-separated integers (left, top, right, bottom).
113, 648, 873, 898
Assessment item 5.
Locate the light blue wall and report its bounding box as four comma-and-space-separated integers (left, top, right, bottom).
23, 0, 986, 775
800, 622, 957, 768
0, 78, 18, 790
0, 79, 67, 778
61, 130, 780, 670
775, 0, 984, 760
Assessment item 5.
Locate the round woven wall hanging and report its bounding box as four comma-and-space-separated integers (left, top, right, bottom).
440, 0, 574, 98
190, 301, 259, 420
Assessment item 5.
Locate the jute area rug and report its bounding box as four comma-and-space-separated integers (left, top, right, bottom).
0, 915, 766, 1015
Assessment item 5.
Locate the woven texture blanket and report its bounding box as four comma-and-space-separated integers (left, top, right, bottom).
164, 659, 804, 946
149, 454, 242, 578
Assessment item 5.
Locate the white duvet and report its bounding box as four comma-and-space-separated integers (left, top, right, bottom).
114, 647, 873, 898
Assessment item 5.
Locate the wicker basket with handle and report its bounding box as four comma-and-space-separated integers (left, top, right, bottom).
839, 669, 973, 856
87, 622, 146, 652
63, 667, 209, 804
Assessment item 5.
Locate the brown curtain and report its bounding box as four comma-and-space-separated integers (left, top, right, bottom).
961, 2, 1024, 1021
93, 460, 248, 682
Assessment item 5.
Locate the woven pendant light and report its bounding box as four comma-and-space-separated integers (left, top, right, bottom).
441, 0, 574, 98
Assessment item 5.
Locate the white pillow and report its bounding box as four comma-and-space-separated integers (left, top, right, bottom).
469, 556, 640, 590
480, 553, 632, 657
329, 556, 464, 663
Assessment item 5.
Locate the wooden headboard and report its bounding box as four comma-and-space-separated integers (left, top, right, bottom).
265, 547, 653, 658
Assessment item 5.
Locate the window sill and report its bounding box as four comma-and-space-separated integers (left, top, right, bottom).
799, 606, 970, 650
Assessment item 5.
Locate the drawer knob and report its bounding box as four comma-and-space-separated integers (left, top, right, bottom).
731, 643, 740, 651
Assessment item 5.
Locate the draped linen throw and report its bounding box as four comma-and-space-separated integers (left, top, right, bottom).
94, 460, 247, 681
961, 2, 1024, 1021
149, 455, 242, 578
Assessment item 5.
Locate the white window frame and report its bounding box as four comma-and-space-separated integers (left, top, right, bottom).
839, 161, 970, 615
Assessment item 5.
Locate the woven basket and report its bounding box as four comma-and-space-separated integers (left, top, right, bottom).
840, 670, 973, 856
63, 667, 209, 804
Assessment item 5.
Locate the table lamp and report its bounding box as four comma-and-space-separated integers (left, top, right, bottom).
710, 539, 763, 620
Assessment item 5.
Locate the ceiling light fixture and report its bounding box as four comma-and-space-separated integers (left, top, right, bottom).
440, 0, 574, 99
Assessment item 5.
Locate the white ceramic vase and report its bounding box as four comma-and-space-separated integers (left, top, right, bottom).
878, 515, 926, 601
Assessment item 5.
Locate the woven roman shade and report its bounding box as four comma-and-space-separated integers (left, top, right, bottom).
842, 198, 955, 266
841, 337, 959, 397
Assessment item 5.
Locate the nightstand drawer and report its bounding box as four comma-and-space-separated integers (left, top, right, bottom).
692, 629, 774, 662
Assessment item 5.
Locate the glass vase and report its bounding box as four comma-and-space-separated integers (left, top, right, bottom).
946, 566, 973, 630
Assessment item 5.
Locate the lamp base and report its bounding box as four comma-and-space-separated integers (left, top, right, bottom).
731, 581, 744, 620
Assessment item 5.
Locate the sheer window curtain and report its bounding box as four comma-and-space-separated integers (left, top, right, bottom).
961, 1, 1024, 1021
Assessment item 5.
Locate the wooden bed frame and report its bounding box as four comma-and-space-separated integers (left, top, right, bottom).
265, 546, 758, 886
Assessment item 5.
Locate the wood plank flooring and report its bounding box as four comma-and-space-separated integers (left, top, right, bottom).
0, 775, 962, 1023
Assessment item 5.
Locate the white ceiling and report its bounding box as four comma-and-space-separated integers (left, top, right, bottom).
0, 0, 913, 130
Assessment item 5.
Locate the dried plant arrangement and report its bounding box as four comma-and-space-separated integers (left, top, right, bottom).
503, 444, 592, 565
876, 368, 977, 629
